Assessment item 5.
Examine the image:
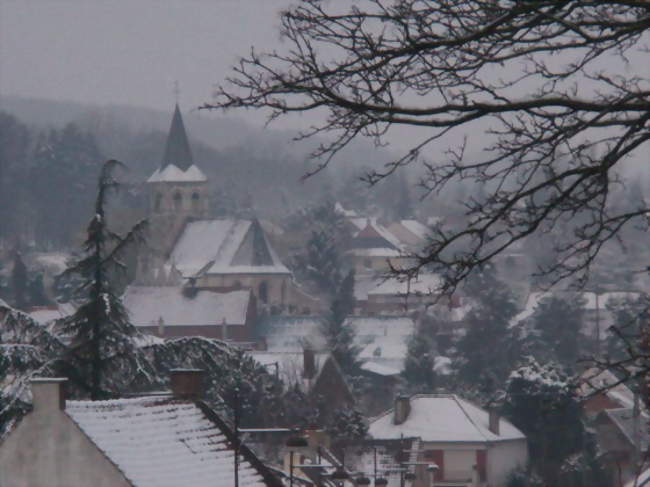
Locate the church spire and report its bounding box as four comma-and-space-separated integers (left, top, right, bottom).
161, 104, 193, 171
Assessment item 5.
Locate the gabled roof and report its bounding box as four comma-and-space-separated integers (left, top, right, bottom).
161, 103, 193, 171
122, 286, 251, 327
599, 407, 650, 451
169, 219, 290, 277
578, 367, 636, 409
369, 394, 525, 443
350, 219, 403, 251
66, 396, 275, 487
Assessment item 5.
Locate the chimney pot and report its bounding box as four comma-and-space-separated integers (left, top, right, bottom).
303, 348, 316, 379
170, 369, 204, 399
394, 395, 411, 425
488, 407, 500, 435
31, 378, 67, 411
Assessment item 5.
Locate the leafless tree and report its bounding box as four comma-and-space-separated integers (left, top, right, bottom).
206, 0, 650, 293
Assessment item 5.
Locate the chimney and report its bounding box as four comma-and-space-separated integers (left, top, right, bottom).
394, 395, 411, 425
303, 348, 316, 379
170, 369, 204, 399
31, 378, 67, 411
221, 318, 228, 341
488, 407, 500, 435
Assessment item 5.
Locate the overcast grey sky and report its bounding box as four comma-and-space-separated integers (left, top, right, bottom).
0, 0, 291, 121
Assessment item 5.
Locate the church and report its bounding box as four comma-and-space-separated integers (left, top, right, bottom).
126, 104, 317, 343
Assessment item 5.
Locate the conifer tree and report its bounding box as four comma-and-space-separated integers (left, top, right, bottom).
321, 269, 359, 375
57, 160, 150, 399
455, 263, 519, 392
402, 330, 436, 392
531, 295, 584, 367
10, 250, 27, 311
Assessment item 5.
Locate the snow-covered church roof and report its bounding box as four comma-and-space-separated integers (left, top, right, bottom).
169, 219, 290, 277
369, 394, 525, 443
66, 395, 276, 487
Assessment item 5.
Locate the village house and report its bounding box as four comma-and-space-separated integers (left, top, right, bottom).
578, 368, 648, 486
122, 285, 257, 342
251, 348, 354, 413
357, 395, 528, 487
0, 371, 283, 487
346, 218, 413, 275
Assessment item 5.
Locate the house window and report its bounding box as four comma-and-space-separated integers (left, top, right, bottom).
258, 281, 269, 304
154, 193, 163, 212
191, 192, 200, 211
173, 191, 183, 210
364, 258, 372, 269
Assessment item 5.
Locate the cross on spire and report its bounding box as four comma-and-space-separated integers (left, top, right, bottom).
173, 81, 180, 104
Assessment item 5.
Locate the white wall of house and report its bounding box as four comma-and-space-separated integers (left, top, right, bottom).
487, 439, 528, 487
0, 382, 131, 487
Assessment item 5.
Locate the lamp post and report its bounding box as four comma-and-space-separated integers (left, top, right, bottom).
286, 433, 309, 487
427, 463, 439, 487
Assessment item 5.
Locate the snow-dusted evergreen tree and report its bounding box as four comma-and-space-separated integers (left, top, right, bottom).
327, 408, 368, 442
455, 263, 519, 392
10, 250, 27, 310
321, 269, 360, 375
402, 329, 436, 392
56, 160, 152, 400
531, 295, 584, 367
0, 299, 63, 438
297, 229, 342, 297
503, 357, 605, 487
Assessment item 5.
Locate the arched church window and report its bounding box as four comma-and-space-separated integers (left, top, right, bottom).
258, 281, 269, 304
154, 193, 163, 212
191, 192, 200, 211
173, 191, 183, 210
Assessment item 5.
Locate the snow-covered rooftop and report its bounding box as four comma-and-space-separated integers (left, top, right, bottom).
579, 367, 636, 409
347, 316, 415, 342
603, 407, 650, 451
123, 286, 250, 326
257, 316, 326, 352
147, 163, 207, 183
28, 303, 75, 325
369, 395, 525, 443
169, 219, 290, 277
249, 351, 331, 389
66, 396, 270, 487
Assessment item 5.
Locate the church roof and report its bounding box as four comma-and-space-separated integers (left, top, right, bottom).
161, 104, 194, 171
147, 163, 207, 183
169, 219, 290, 277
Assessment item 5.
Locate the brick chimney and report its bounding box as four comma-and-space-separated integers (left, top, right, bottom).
303, 348, 316, 379
488, 407, 500, 435
31, 378, 67, 411
170, 369, 204, 399
394, 395, 411, 425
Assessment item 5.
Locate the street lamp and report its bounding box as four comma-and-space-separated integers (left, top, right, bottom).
286, 434, 309, 487
427, 463, 439, 487
331, 466, 350, 487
